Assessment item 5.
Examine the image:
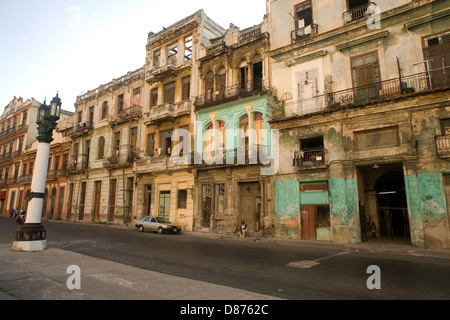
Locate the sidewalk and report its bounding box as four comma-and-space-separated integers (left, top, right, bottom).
0, 235, 281, 300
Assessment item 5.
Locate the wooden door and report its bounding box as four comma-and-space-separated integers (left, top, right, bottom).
301, 205, 317, 240
93, 181, 101, 221
239, 182, 261, 232
158, 191, 170, 222
109, 179, 117, 222
202, 184, 212, 228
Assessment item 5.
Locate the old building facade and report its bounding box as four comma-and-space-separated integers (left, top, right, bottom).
192, 20, 277, 235
0, 97, 73, 220
133, 10, 225, 231
64, 68, 145, 224
267, 0, 450, 248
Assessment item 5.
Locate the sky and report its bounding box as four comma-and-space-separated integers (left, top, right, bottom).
0, 0, 267, 114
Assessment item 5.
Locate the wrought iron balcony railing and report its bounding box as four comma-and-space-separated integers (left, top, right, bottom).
436, 135, 450, 158
293, 148, 327, 168
195, 79, 272, 110
272, 67, 450, 121
107, 105, 142, 125
291, 24, 319, 43
66, 121, 93, 137
343, 2, 375, 23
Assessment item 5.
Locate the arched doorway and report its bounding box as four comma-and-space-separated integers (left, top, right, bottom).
357, 163, 411, 244
375, 172, 410, 240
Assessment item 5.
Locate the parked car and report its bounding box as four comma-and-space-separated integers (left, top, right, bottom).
135, 216, 182, 234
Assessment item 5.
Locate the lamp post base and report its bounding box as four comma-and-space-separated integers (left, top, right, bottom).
12, 223, 47, 252
12, 239, 47, 252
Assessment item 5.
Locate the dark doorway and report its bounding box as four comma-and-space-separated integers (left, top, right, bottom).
375, 172, 410, 238
358, 163, 411, 244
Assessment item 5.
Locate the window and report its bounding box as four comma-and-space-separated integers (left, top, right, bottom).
300, 181, 328, 192
146, 134, 155, 156
217, 69, 226, 98
178, 189, 187, 209
440, 118, 450, 135
297, 136, 326, 166
240, 62, 248, 90
88, 106, 94, 124
167, 42, 178, 65
153, 50, 161, 68
160, 130, 172, 156
164, 82, 176, 104
423, 31, 450, 88
254, 113, 264, 146
355, 127, 400, 151
351, 52, 380, 102
101, 101, 108, 120
344, 0, 370, 22
352, 52, 379, 88
151, 88, 159, 107
22, 112, 27, 127
205, 72, 214, 100
182, 76, 191, 100
293, 0, 316, 40
117, 94, 124, 112
114, 132, 121, 156
184, 36, 193, 61
97, 136, 105, 160
132, 87, 141, 106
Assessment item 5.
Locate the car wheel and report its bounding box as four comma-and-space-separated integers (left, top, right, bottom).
138, 225, 144, 232
158, 227, 164, 234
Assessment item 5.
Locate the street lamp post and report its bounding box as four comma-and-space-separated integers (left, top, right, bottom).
12, 93, 61, 252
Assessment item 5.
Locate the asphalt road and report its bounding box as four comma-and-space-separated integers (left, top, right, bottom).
1, 217, 449, 300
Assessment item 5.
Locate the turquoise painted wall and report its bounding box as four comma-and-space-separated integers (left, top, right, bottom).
404, 172, 448, 247
195, 96, 272, 156
274, 180, 300, 219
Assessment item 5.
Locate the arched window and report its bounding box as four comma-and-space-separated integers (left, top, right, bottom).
239, 115, 249, 151
217, 68, 226, 98
101, 101, 108, 120
218, 121, 226, 151
97, 136, 105, 160
254, 112, 264, 145
205, 123, 214, 155
205, 72, 214, 101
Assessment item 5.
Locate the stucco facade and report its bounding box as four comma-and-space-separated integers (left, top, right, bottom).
267, 0, 450, 248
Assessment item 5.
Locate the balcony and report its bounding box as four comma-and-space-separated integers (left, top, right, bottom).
67, 154, 89, 174
291, 24, 319, 43
102, 145, 138, 169
343, 2, 374, 23
108, 105, 142, 126
271, 67, 450, 121
0, 126, 17, 139
190, 146, 273, 169
18, 174, 32, 183
144, 100, 191, 124
436, 135, 450, 158
47, 169, 68, 180
195, 79, 273, 110
66, 121, 93, 139
146, 62, 192, 84
7, 176, 18, 184
293, 148, 327, 170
